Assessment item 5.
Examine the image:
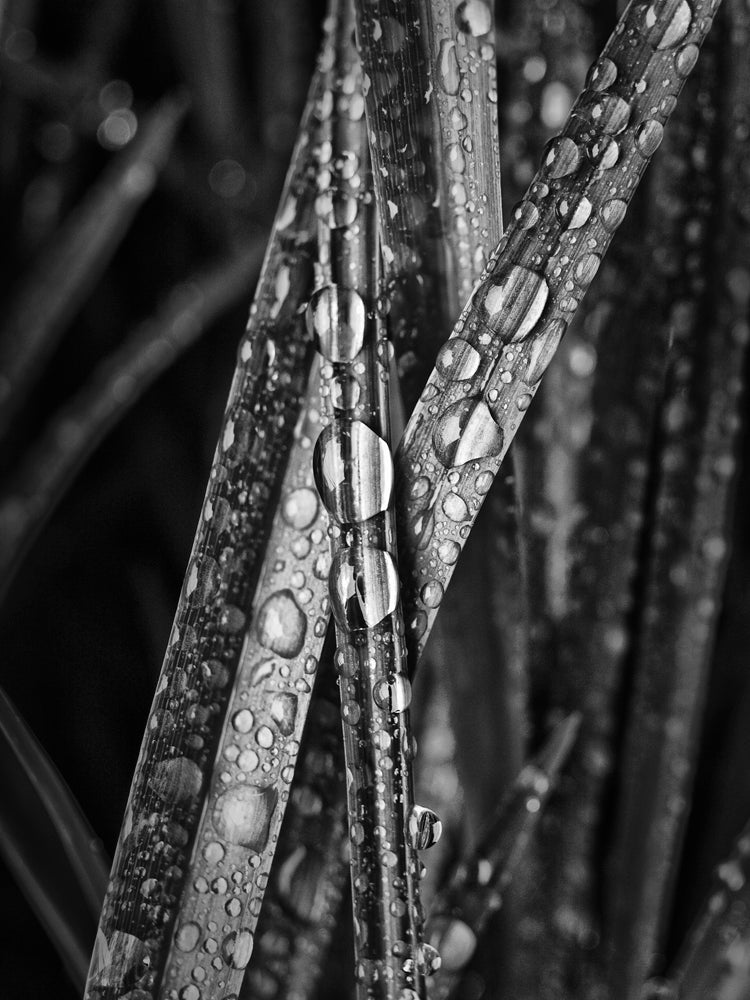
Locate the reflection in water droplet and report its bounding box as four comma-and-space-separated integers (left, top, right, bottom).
222, 929, 255, 970
514, 201, 540, 230
421, 580, 444, 609
432, 397, 504, 467
437, 39, 460, 95
635, 1, 691, 49
307, 285, 366, 362
313, 421, 394, 524
576, 91, 631, 134
256, 590, 307, 658
281, 488, 319, 530
476, 266, 549, 343
213, 786, 278, 850
455, 0, 492, 36
330, 547, 400, 629
635, 119, 664, 156
408, 805, 443, 849
373, 675, 412, 713
543, 136, 581, 179
525, 320, 567, 386
556, 195, 592, 229
436, 338, 481, 381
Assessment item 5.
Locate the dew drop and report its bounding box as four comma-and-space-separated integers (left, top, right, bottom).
600, 198, 628, 232
222, 929, 254, 970
281, 488, 319, 530
213, 785, 278, 850
331, 373, 361, 411
420, 580, 444, 609
256, 590, 307, 658
373, 675, 412, 713
586, 135, 619, 169
442, 492, 470, 522
437, 39, 460, 95
455, 0, 492, 36
475, 265, 549, 342
635, 119, 664, 156
573, 253, 601, 286
524, 319, 567, 386
270, 693, 298, 736
436, 338, 481, 380
432, 397, 504, 467
576, 91, 631, 135
586, 57, 618, 91
513, 201, 540, 230
329, 547, 400, 629
542, 136, 581, 179
408, 805, 443, 849
306, 285, 366, 362
437, 539, 460, 565
556, 194, 592, 229
675, 43, 699, 77
635, 1, 691, 49
313, 421, 394, 524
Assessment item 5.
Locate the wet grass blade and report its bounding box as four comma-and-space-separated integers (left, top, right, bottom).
0, 685, 109, 990
0, 92, 188, 436
0, 245, 263, 600
83, 67, 324, 1000
425, 713, 580, 1000
605, 6, 750, 995
394, 0, 723, 668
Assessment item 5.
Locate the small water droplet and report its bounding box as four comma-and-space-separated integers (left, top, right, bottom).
175, 922, 201, 953
675, 43, 699, 77
436, 338, 481, 380
601, 198, 628, 232
213, 786, 278, 850
256, 590, 307, 658
313, 421, 394, 524
222, 929, 254, 970
281, 488, 319, 530
408, 805, 443, 849
455, 0, 492, 36
437, 39, 460, 95
543, 136, 581, 179
475, 265, 549, 342
373, 675, 412, 713
635, 119, 664, 156
331, 373, 361, 411
442, 492, 470, 522
586, 57, 618, 91
573, 253, 601, 286
307, 285, 366, 361
329, 547, 400, 628
432, 397, 504, 467
420, 580, 444, 609
437, 539, 460, 565
634, 1, 691, 49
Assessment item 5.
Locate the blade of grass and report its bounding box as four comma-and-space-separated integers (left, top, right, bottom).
83, 67, 324, 1000
0, 91, 189, 438
0, 245, 263, 600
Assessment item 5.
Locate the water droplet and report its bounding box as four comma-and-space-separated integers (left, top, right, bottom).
222, 929, 254, 969
675, 43, 699, 77
586, 57, 618, 91
418, 943, 442, 975
432, 397, 504, 467
635, 119, 664, 156
437, 539, 460, 565
149, 757, 202, 805
180, 985, 201, 1000
437, 39, 460, 95
307, 285, 366, 362
270, 693, 298, 736
203, 840, 225, 864
525, 320, 567, 386
475, 266, 549, 342
446, 142, 466, 173
373, 675, 412, 713
213, 785, 278, 850
543, 136, 581, 179
573, 253, 601, 286
281, 487, 319, 530
331, 373, 361, 411
408, 805, 443, 849
513, 201, 540, 230
411, 476, 431, 500
175, 922, 201, 953
420, 580, 444, 609
257, 725, 274, 748
330, 547, 400, 628
313, 421, 394, 524
601, 198, 628, 232
256, 590, 307, 658
455, 0, 492, 36
442, 492, 470, 522
436, 338, 481, 380
556, 195, 592, 229
576, 91, 631, 134
635, 1, 691, 49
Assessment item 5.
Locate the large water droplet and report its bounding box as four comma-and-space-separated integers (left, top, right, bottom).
373, 675, 412, 713
281, 487, 319, 530
213, 785, 278, 850
525, 320, 567, 386
475, 266, 549, 343
513, 201, 540, 230
256, 590, 307, 658
601, 198, 628, 232
307, 285, 366, 362
222, 929, 254, 970
313, 421, 394, 524
175, 922, 201, 953
150, 757, 202, 805
432, 397, 504, 467
455, 0, 492, 35
674, 43, 699, 77
442, 492, 470, 522
556, 194, 592, 230
586, 57, 618, 91
270, 693, 298, 736
436, 338, 481, 380
634, 1, 691, 49
329, 547, 400, 628
576, 91, 631, 134
437, 39, 460, 95
635, 119, 664, 156
408, 805, 443, 849
542, 136, 581, 179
